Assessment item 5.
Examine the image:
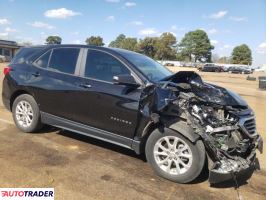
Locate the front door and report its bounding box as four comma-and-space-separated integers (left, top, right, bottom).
73, 49, 142, 138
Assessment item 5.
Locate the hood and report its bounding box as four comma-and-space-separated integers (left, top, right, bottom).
161, 71, 248, 107
190, 82, 248, 106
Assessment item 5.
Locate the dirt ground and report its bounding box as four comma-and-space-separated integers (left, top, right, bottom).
0, 63, 266, 200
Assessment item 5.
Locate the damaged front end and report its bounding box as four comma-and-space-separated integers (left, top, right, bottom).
190, 102, 263, 184
141, 71, 263, 184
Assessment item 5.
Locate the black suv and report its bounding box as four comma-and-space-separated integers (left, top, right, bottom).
199, 64, 224, 72
2, 45, 263, 184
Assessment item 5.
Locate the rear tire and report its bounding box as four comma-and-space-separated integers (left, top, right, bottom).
12, 94, 43, 133
145, 128, 205, 183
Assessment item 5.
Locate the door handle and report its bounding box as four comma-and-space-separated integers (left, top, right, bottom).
32, 72, 40, 77
79, 83, 92, 89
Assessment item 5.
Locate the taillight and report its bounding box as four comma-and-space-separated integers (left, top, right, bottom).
3, 66, 12, 76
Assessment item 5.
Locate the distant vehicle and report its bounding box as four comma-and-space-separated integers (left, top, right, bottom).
198, 64, 224, 72
221, 65, 230, 72
228, 66, 252, 74
165, 63, 174, 67
0, 55, 6, 63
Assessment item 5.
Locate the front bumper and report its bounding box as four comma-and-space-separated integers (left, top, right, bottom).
209, 157, 258, 184
208, 135, 263, 184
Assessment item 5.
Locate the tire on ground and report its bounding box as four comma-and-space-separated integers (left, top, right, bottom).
145, 128, 205, 183
12, 94, 43, 133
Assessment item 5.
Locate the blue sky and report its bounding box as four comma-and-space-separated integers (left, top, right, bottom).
0, 0, 265, 66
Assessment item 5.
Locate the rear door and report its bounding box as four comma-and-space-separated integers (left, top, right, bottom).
32, 47, 83, 121
73, 49, 142, 138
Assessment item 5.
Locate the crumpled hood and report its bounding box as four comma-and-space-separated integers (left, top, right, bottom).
190, 82, 248, 106
162, 71, 248, 107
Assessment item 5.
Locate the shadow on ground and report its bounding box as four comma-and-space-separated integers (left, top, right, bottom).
56, 129, 143, 160
56, 129, 210, 184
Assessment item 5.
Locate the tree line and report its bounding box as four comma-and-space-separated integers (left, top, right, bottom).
45, 29, 252, 65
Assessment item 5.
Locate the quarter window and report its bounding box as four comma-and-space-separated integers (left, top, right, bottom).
48, 48, 80, 74
34, 51, 51, 68
11, 47, 43, 64
84, 50, 130, 82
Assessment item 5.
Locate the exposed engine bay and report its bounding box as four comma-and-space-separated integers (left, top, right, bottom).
143, 71, 263, 184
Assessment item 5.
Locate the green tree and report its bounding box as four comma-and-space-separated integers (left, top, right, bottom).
231, 44, 252, 65
108, 32, 177, 60
85, 36, 104, 46
176, 52, 189, 61
46, 36, 62, 44
109, 34, 139, 51
109, 34, 126, 48
120, 37, 138, 51
138, 37, 159, 58
155, 32, 177, 60
179, 29, 214, 62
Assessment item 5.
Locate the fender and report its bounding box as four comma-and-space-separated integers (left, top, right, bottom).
168, 120, 200, 143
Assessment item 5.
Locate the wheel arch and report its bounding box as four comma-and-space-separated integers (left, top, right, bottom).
10, 90, 33, 111
138, 120, 200, 155
136, 121, 159, 154
168, 121, 200, 143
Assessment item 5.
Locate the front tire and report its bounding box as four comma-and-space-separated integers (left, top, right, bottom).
12, 94, 43, 133
145, 128, 205, 183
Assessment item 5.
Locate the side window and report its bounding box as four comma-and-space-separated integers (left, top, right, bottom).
34, 51, 51, 68
84, 50, 130, 82
48, 48, 80, 74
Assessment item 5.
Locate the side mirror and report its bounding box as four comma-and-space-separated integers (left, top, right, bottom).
113, 74, 140, 87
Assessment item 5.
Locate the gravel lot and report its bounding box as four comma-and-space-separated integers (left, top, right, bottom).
0, 63, 266, 200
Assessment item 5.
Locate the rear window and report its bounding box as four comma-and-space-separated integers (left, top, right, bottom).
11, 47, 43, 64
48, 48, 80, 74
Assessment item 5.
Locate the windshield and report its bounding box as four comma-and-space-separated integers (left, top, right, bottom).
119, 51, 173, 81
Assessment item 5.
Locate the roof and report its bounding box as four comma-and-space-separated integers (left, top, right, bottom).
18, 44, 137, 65
49, 44, 115, 51
0, 39, 20, 49
0, 39, 17, 45
25, 44, 142, 60
25, 44, 139, 54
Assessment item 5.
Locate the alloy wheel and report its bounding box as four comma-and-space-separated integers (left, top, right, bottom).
15, 101, 34, 128
153, 136, 193, 175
